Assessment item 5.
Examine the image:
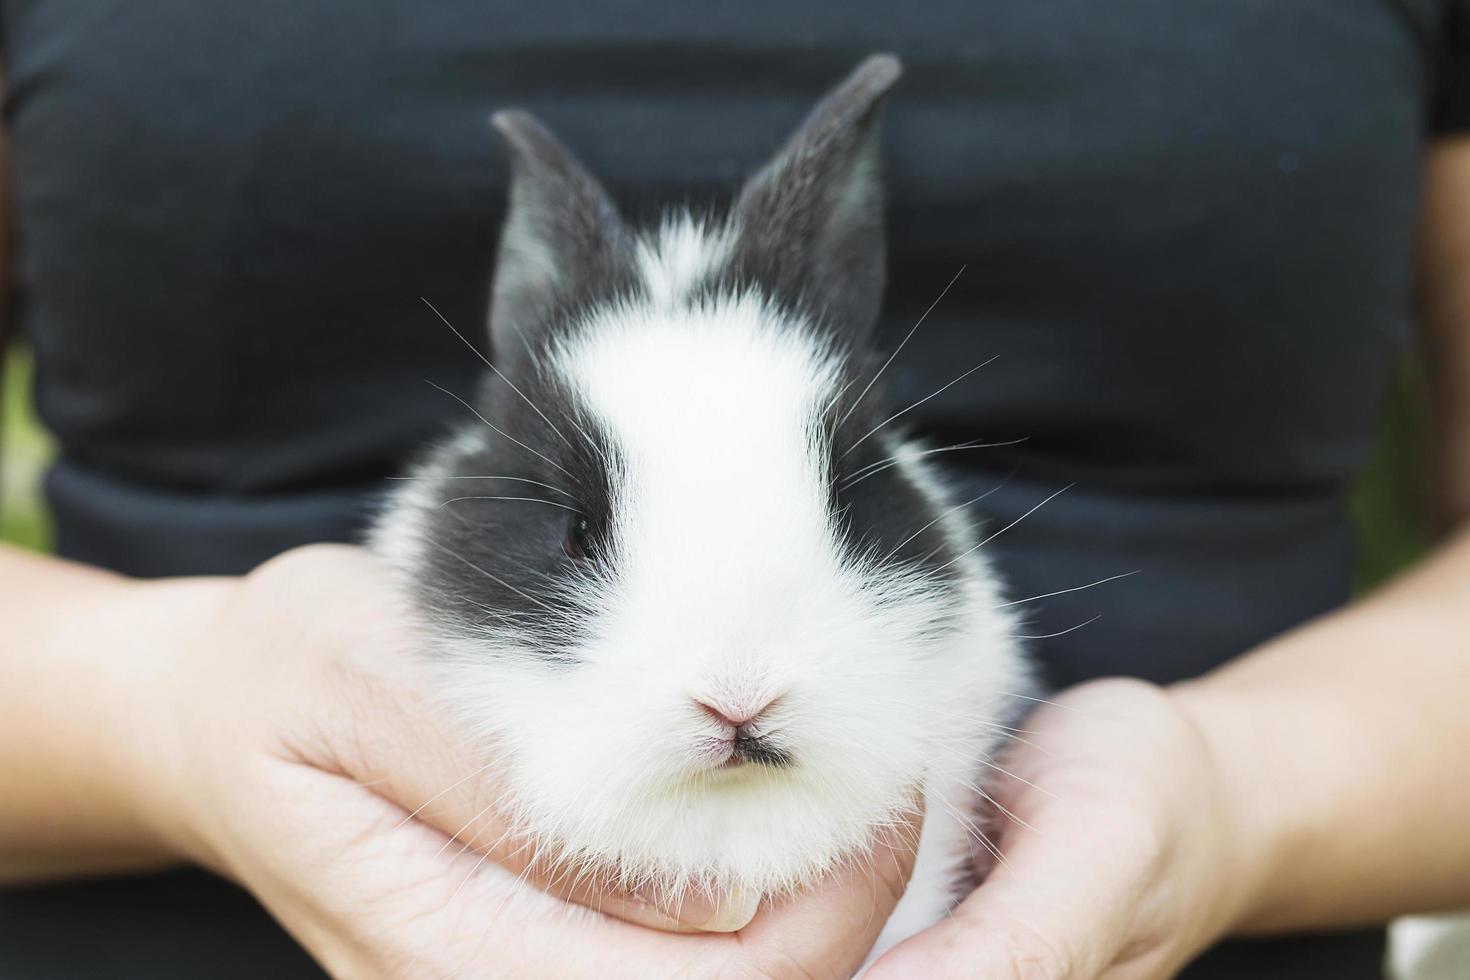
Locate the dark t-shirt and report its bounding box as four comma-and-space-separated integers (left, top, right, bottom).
3, 1, 1468, 976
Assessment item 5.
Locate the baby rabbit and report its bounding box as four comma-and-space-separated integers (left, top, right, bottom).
373, 53, 1029, 967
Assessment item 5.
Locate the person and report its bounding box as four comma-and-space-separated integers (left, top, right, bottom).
2, 2, 1468, 977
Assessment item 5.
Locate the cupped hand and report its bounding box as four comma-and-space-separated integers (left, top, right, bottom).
119, 544, 918, 979
865, 678, 1272, 980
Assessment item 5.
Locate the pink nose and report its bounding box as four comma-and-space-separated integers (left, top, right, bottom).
695, 697, 776, 731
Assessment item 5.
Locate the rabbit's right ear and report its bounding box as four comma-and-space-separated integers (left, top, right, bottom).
488, 111, 632, 358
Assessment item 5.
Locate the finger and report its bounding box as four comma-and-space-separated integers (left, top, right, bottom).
862, 809, 1146, 980
734, 801, 925, 978
254, 760, 714, 979
498, 848, 754, 934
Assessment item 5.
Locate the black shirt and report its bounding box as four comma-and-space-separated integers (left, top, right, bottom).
3, 0, 1468, 976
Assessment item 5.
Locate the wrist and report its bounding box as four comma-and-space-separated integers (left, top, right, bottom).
1168, 678, 1303, 939
68, 574, 236, 872
0, 547, 233, 882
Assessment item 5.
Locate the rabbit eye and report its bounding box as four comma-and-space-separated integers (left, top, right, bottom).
564, 513, 595, 561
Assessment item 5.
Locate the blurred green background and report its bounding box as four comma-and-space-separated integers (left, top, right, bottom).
0, 342, 1436, 591
1, 347, 54, 552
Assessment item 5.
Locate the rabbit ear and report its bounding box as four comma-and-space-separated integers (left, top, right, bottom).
729, 54, 902, 346
488, 111, 633, 359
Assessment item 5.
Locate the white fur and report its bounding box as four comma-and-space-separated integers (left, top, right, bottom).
634, 215, 734, 308
376, 222, 1027, 968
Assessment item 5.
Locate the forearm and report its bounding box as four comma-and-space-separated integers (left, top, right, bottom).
0, 544, 205, 882
1174, 523, 1470, 934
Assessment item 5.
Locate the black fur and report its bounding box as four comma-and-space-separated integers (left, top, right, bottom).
486, 110, 643, 373
726, 54, 899, 346
414, 369, 623, 666
825, 383, 965, 589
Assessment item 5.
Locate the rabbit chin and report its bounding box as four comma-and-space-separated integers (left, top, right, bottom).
496, 739, 923, 901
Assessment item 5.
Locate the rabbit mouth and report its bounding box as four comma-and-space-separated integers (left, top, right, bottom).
722, 734, 795, 769
699, 730, 796, 771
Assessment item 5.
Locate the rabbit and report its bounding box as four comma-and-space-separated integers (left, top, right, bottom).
371, 53, 1031, 971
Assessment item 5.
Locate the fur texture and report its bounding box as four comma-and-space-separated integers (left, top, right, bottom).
371, 54, 1029, 967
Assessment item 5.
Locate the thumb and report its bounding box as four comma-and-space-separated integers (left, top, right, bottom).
863, 818, 1144, 980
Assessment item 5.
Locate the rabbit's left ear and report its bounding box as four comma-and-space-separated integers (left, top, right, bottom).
729, 54, 902, 346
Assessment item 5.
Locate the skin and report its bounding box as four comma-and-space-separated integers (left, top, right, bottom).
0, 543, 920, 978
2, 99, 1469, 980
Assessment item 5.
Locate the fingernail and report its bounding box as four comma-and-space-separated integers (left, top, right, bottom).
695, 887, 761, 932
610, 896, 687, 932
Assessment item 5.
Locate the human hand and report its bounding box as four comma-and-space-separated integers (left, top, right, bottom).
114, 544, 918, 978
865, 678, 1273, 980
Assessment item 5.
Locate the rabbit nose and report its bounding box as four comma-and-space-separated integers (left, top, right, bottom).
694, 697, 777, 733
